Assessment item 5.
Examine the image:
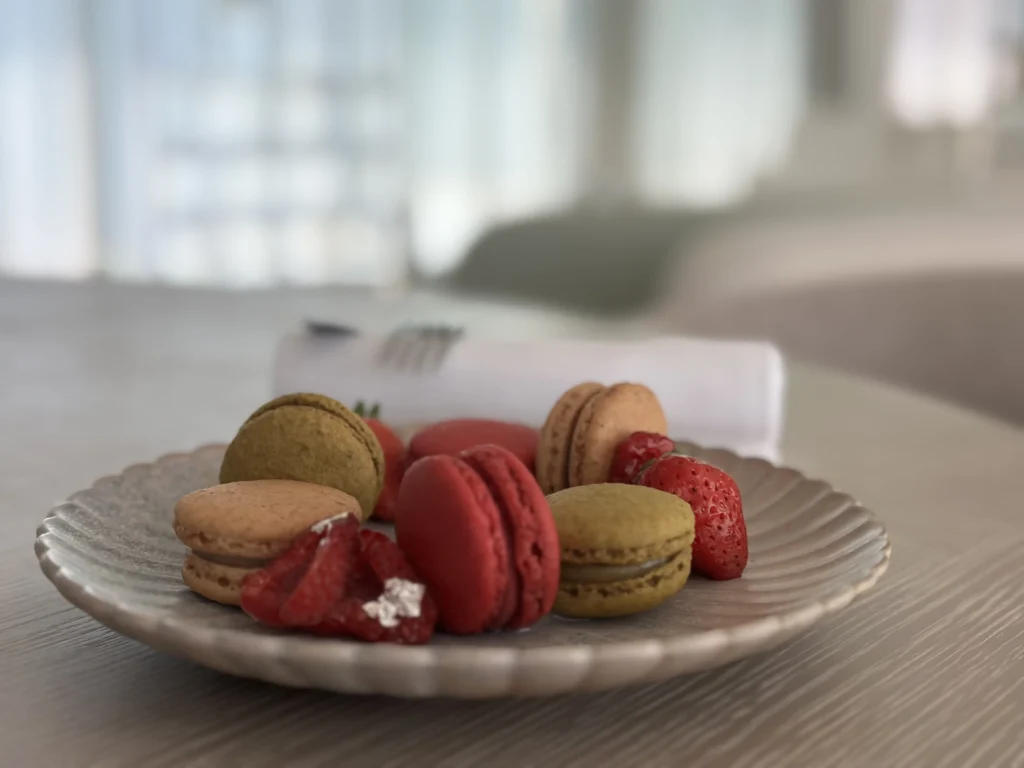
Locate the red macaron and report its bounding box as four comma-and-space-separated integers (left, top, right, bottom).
407, 419, 539, 472
394, 444, 560, 634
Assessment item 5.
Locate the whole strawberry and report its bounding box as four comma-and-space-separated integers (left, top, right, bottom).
635, 455, 747, 580
354, 401, 406, 522
608, 431, 675, 484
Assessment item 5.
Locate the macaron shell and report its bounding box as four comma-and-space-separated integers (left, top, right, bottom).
174, 480, 363, 559
536, 382, 606, 494
394, 455, 512, 634
554, 550, 692, 619
244, 393, 386, 494
245, 392, 351, 424
219, 402, 382, 520
547, 484, 695, 562
460, 444, 560, 629
182, 553, 252, 606
547, 484, 695, 618
410, 419, 539, 470
569, 383, 667, 487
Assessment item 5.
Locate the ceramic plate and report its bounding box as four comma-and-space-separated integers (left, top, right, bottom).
35, 441, 889, 699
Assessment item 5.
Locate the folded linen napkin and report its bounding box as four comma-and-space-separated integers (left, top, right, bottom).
273, 328, 786, 462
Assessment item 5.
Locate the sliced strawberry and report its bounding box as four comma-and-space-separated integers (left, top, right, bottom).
240, 506, 436, 643
315, 529, 438, 645
635, 455, 748, 580
240, 515, 360, 627
239, 529, 321, 627
278, 515, 360, 626
608, 431, 676, 484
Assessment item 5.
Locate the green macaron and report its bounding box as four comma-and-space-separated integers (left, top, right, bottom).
219, 393, 385, 521
547, 483, 695, 618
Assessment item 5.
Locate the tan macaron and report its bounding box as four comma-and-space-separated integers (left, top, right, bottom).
536, 382, 667, 493
173, 479, 362, 605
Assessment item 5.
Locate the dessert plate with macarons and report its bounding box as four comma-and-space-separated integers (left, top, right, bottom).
36, 384, 890, 698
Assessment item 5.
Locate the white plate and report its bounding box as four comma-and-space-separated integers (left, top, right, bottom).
35, 442, 889, 698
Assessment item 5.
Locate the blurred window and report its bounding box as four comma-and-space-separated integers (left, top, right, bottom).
0, 0, 1020, 286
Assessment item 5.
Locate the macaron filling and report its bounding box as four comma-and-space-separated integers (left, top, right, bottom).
560, 555, 673, 585
190, 552, 272, 570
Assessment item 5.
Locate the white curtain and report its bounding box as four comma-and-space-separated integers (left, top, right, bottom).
405, 0, 592, 276
0, 0, 96, 279
0, 0, 819, 286
88, 0, 408, 288
887, 0, 1001, 128
631, 0, 807, 207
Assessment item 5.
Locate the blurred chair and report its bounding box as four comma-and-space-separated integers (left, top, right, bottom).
650, 202, 1024, 424
442, 208, 701, 317
442, 188, 970, 316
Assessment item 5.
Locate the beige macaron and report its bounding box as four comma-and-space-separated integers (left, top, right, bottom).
173, 479, 362, 605
536, 382, 667, 493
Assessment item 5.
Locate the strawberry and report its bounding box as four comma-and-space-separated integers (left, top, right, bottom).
315, 529, 439, 645
354, 401, 406, 522
242, 520, 437, 644
608, 431, 676, 484
635, 454, 748, 580
240, 514, 361, 627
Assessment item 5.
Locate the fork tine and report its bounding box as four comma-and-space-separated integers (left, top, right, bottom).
375, 329, 402, 368
376, 325, 413, 368
425, 325, 450, 371
396, 328, 422, 372
442, 325, 465, 369
375, 323, 464, 374
432, 325, 462, 370
409, 326, 435, 373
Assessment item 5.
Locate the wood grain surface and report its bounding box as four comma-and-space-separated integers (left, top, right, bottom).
3, 279, 1024, 767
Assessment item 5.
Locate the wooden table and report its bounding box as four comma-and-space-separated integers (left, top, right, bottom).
3, 279, 1024, 767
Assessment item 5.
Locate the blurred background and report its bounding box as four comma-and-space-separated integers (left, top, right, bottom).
4, 0, 1024, 421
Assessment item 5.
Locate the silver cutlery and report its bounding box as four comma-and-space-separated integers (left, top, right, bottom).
374, 324, 464, 373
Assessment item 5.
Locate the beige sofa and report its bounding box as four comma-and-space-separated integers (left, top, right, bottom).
443, 192, 1024, 425
650, 206, 1024, 424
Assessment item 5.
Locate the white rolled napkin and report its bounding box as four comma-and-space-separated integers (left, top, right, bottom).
273, 330, 786, 462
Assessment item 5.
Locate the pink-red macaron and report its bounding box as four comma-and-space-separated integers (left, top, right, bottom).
394, 444, 560, 634
407, 419, 539, 472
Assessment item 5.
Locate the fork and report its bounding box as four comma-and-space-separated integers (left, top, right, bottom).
374, 324, 464, 373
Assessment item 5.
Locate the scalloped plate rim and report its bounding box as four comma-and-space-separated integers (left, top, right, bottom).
34, 442, 891, 698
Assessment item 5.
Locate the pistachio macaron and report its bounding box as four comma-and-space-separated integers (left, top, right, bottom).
173, 479, 362, 605
537, 382, 667, 493
547, 483, 695, 618
219, 393, 385, 520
